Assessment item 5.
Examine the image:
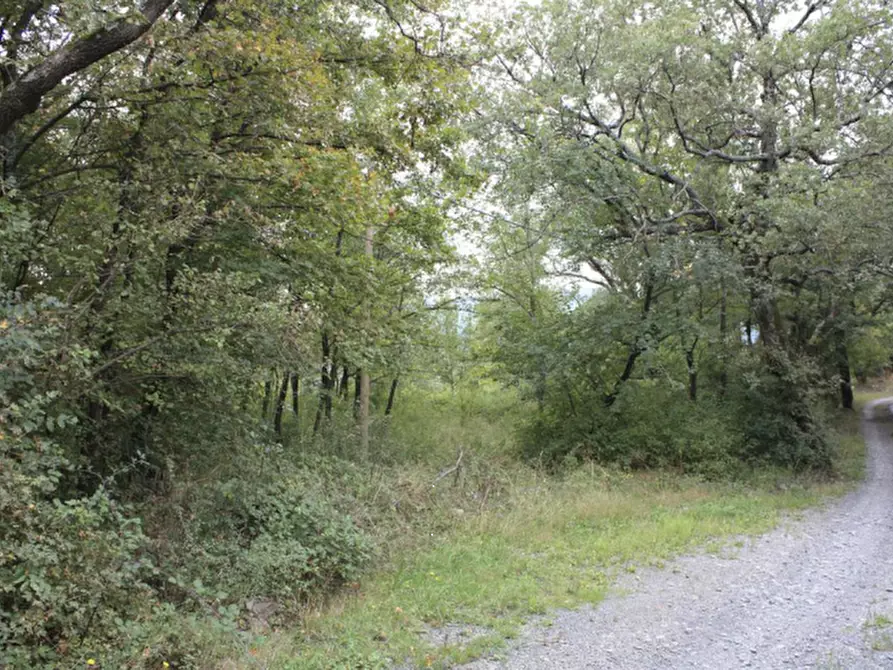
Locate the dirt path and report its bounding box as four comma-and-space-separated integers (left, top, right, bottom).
463, 398, 893, 669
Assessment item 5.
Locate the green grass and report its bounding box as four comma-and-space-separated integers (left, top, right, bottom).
865, 613, 893, 629
238, 466, 863, 667
864, 611, 893, 651
214, 390, 879, 669
247, 480, 836, 669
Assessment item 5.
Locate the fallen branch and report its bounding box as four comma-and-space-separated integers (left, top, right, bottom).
432, 447, 464, 487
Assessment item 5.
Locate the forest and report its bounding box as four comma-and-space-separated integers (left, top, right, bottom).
2, 0, 893, 667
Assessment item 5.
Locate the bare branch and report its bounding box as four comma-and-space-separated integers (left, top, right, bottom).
788, 1, 828, 35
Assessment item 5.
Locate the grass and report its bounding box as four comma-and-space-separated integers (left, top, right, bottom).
865, 613, 893, 629
244, 478, 838, 669
864, 611, 893, 652
212, 391, 877, 669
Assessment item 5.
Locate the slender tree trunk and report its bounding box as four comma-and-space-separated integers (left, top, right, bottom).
385, 377, 399, 416
353, 370, 362, 418
339, 366, 351, 400
604, 278, 653, 407
326, 347, 337, 420
273, 372, 289, 437
314, 225, 345, 433
359, 369, 371, 452
290, 373, 299, 417
685, 345, 698, 402
838, 342, 854, 410
358, 226, 374, 454
719, 280, 728, 397
261, 374, 273, 419
313, 332, 332, 434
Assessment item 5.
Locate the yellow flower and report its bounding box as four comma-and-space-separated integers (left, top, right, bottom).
86, 660, 96, 667
163, 663, 170, 669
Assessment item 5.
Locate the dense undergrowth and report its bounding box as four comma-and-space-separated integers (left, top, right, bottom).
240, 389, 873, 670
2, 372, 878, 669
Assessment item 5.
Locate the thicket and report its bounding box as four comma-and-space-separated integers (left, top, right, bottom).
2, 0, 893, 668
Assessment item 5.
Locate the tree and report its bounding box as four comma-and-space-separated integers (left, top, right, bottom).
0, 2, 475, 659
474, 0, 893, 466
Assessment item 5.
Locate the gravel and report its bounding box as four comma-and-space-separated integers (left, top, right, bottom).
461, 398, 893, 669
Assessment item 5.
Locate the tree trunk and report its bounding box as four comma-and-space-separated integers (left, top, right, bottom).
313, 332, 332, 434
261, 375, 273, 419
359, 369, 371, 453
838, 343, 854, 410
719, 280, 728, 397
385, 377, 399, 416
353, 371, 362, 418
604, 278, 653, 407
685, 341, 698, 403
358, 225, 374, 454
273, 372, 289, 437
339, 366, 351, 399
291, 373, 300, 417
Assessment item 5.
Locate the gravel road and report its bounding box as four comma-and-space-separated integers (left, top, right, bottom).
462, 398, 893, 669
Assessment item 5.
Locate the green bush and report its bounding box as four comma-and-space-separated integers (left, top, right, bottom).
0, 304, 158, 667
0, 432, 155, 667
521, 382, 744, 475
518, 344, 835, 475
169, 472, 372, 604
727, 352, 832, 470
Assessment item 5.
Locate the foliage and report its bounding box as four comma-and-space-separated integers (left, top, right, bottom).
468, 0, 893, 472
173, 470, 373, 603
2, 0, 893, 666
0, 303, 152, 667
270, 408, 864, 669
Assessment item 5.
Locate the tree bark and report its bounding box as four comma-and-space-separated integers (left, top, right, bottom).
358, 225, 374, 453
290, 373, 300, 418
0, 0, 175, 138
339, 365, 351, 399
313, 332, 332, 433
261, 376, 273, 419
604, 279, 654, 407
838, 343, 854, 410
385, 377, 399, 416
719, 280, 728, 397
685, 344, 698, 402
273, 372, 289, 437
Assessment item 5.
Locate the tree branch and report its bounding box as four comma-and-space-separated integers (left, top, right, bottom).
0, 0, 175, 137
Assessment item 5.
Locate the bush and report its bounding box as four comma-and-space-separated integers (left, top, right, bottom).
0, 306, 158, 667
521, 382, 744, 475
163, 469, 372, 605
518, 345, 835, 475
727, 351, 832, 470
0, 434, 155, 668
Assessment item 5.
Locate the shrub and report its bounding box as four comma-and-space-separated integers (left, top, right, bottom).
165, 471, 372, 604
521, 381, 745, 476
728, 351, 833, 470
0, 433, 155, 668
0, 304, 158, 667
